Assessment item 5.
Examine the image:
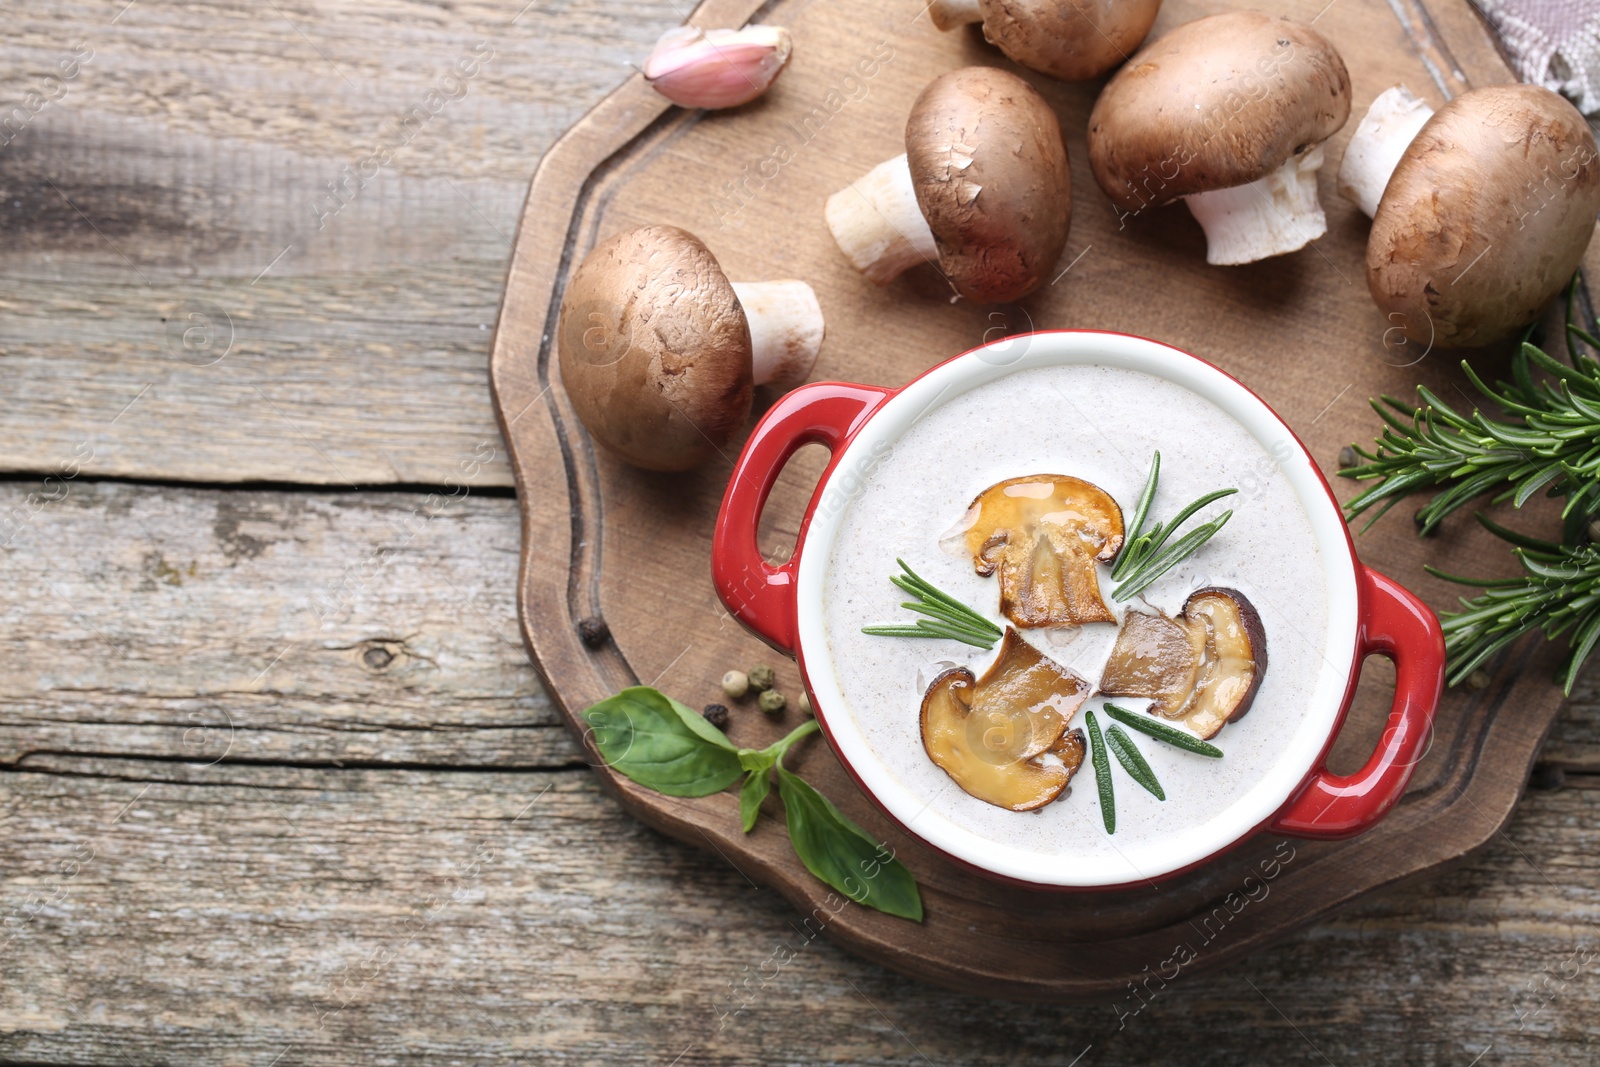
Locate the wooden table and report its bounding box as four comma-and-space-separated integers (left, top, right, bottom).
1, 1, 1596, 1063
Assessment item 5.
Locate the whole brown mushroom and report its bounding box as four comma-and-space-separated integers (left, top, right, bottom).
1366, 85, 1600, 348
557, 225, 824, 471
1087, 11, 1351, 265
925, 0, 1162, 82
825, 66, 1072, 303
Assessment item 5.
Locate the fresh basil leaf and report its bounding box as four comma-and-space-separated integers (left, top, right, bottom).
581, 687, 742, 797
664, 692, 737, 750
775, 767, 922, 921
739, 769, 771, 833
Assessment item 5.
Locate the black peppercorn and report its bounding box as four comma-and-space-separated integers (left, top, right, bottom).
703, 703, 730, 730
577, 616, 610, 647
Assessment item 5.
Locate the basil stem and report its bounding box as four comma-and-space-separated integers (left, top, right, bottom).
1102, 702, 1223, 758
1106, 724, 1166, 800
1085, 709, 1116, 834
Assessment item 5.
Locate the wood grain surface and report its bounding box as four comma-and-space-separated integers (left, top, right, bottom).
0, 477, 1597, 1061
0, 0, 692, 487
2, 0, 1599, 1061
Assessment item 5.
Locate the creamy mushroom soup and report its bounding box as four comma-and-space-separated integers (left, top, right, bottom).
815, 362, 1343, 871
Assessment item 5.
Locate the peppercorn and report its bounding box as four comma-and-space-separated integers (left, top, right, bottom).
703, 703, 730, 731
721, 670, 749, 699
748, 664, 776, 692
576, 616, 609, 647
797, 689, 812, 716
758, 689, 786, 714
1337, 445, 1357, 469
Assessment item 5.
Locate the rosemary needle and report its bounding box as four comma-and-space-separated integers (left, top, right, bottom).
1106, 724, 1166, 801
863, 559, 1000, 649
1085, 709, 1116, 834
1111, 451, 1237, 600
1102, 703, 1223, 758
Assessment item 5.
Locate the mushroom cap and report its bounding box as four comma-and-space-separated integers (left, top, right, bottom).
978, 0, 1161, 82
557, 225, 754, 471
905, 66, 1072, 304
1367, 85, 1600, 348
1087, 11, 1351, 209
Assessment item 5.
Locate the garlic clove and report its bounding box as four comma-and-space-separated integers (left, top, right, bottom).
643, 24, 793, 110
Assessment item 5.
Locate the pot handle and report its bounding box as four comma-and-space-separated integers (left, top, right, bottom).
1269, 566, 1445, 839
712, 382, 892, 655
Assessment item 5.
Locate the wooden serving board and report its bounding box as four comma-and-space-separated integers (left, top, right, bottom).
488, 0, 1595, 1001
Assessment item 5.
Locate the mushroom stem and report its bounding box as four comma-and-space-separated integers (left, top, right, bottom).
1336, 86, 1435, 218
1183, 147, 1329, 266
731, 280, 825, 388
926, 0, 984, 31
824, 154, 940, 285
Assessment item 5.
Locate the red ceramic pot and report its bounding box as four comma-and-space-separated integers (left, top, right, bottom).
713, 331, 1444, 889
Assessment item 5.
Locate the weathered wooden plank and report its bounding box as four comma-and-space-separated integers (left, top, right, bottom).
4, 477, 1597, 772
0, 0, 685, 486
0, 756, 1594, 1065
0, 480, 580, 767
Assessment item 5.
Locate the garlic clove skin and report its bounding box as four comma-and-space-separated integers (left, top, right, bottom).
643, 25, 793, 110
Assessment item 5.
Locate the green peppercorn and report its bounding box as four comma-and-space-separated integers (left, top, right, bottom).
758, 689, 786, 714
748, 665, 776, 692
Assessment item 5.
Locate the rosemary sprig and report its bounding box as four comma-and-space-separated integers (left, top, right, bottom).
1110, 452, 1237, 601
1426, 514, 1600, 695
862, 558, 1002, 649
1342, 274, 1600, 539
1341, 271, 1600, 689
1102, 702, 1223, 757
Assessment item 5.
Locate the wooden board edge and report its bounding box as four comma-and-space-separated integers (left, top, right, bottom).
485, 0, 1568, 1003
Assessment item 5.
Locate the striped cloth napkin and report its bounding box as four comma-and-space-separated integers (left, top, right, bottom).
1476, 0, 1600, 115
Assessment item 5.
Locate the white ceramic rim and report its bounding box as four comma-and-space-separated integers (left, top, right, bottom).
793, 331, 1362, 887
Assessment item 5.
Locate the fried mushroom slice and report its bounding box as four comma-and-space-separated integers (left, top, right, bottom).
1097, 609, 1206, 718
960, 475, 1124, 628
1183, 589, 1268, 739
1098, 588, 1266, 740
921, 629, 1091, 811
